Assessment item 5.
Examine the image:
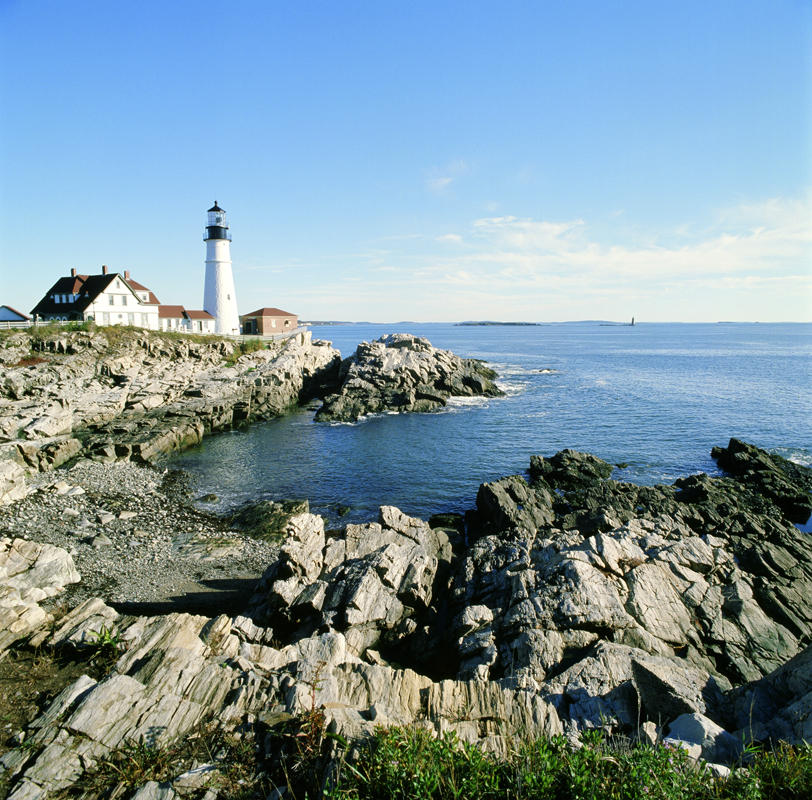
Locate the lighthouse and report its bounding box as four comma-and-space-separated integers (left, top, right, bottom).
203, 201, 240, 335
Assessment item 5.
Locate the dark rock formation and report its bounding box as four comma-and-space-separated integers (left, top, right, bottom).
315, 333, 503, 422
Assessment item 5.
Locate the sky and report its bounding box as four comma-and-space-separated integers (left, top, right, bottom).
1, 0, 810, 322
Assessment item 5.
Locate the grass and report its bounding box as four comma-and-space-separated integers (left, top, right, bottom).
4, 324, 280, 372
224, 337, 265, 366
3, 704, 809, 800
325, 727, 812, 800
48, 725, 275, 800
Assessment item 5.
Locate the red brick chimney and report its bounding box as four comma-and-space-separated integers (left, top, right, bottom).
124, 270, 130, 281
102, 265, 108, 275
70, 268, 77, 277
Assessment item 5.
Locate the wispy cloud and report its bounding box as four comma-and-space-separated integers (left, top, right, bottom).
286, 192, 812, 321
427, 193, 812, 288
425, 159, 469, 194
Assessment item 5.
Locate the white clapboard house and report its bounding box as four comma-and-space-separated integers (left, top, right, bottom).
31, 267, 214, 333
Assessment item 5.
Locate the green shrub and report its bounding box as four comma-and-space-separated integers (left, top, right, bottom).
224, 337, 265, 366
326, 727, 812, 800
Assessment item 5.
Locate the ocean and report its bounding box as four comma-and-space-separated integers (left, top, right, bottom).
168, 322, 812, 527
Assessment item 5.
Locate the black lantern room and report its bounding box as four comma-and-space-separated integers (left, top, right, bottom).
205, 201, 232, 241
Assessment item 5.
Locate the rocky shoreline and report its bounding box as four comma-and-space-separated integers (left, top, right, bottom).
0, 437, 809, 797
0, 328, 810, 798
0, 329, 504, 504
0, 460, 282, 615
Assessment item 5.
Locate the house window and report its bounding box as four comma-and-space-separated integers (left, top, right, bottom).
128, 313, 134, 325
271, 319, 277, 328
122, 295, 127, 305
54, 295, 60, 304
109, 295, 115, 305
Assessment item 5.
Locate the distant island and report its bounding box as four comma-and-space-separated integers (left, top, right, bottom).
456, 321, 543, 327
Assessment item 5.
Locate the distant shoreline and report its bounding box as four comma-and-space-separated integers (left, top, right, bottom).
455, 321, 543, 327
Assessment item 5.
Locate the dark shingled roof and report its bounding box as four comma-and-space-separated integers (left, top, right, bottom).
31, 273, 118, 316
241, 307, 297, 318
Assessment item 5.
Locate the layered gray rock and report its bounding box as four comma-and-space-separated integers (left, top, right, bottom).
0, 537, 80, 656
315, 333, 502, 422
250, 505, 453, 659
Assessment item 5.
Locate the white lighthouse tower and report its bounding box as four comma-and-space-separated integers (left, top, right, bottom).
203, 201, 240, 335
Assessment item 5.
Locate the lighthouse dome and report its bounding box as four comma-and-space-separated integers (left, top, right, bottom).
207, 201, 225, 213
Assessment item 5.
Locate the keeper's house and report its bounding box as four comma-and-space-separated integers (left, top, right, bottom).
240, 307, 298, 335
31, 266, 161, 329
31, 267, 215, 333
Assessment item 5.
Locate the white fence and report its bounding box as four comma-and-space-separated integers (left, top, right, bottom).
0, 320, 35, 330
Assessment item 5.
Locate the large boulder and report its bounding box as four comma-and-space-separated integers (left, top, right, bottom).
315, 334, 502, 422
249, 506, 453, 660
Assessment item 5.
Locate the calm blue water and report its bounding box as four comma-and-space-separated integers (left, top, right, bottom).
169, 323, 812, 526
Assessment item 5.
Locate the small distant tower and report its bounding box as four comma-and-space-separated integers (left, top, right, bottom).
203, 201, 240, 335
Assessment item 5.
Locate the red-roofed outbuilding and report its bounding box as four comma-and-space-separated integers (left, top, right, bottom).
240, 307, 298, 335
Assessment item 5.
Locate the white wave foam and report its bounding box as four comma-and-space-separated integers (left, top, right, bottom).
495, 380, 526, 396
779, 449, 812, 467
446, 395, 491, 408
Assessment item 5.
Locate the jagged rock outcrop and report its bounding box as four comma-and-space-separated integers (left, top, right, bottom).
0, 329, 341, 502
315, 333, 502, 422
249, 506, 455, 660
448, 439, 812, 733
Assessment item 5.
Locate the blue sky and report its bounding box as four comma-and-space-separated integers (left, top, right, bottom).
1, 0, 810, 321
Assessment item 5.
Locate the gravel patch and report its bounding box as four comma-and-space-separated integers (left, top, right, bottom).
0, 460, 280, 615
